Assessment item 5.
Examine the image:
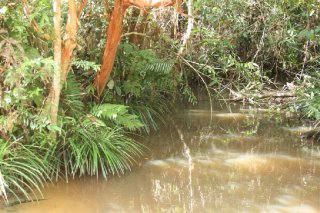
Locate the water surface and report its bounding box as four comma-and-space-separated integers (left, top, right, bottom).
2, 101, 320, 213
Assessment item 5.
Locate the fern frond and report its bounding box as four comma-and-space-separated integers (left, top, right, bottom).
144, 61, 173, 75
90, 104, 144, 131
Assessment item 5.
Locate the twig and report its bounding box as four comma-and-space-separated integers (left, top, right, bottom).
121, 32, 148, 37
180, 56, 213, 121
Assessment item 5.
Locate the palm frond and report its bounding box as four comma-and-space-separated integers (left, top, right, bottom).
0, 140, 49, 203
56, 117, 143, 179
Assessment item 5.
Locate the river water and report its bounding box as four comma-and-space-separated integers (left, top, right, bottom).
2, 101, 320, 213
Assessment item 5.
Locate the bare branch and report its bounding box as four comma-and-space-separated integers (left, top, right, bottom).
121, 32, 148, 37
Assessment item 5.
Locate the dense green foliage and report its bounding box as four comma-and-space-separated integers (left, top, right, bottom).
0, 141, 48, 202
190, 0, 319, 108
0, 0, 320, 203
0, 4, 145, 201
297, 71, 320, 119
192, 0, 319, 82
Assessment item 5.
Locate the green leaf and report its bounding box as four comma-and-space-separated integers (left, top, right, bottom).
91, 104, 144, 131
107, 79, 115, 89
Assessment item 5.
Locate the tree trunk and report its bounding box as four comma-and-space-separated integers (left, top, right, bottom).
94, 0, 179, 96
94, 0, 129, 96
46, 0, 87, 126
49, 0, 62, 125
61, 0, 78, 81
177, 0, 193, 56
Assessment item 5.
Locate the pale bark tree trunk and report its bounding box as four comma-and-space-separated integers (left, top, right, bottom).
61, 0, 80, 81
177, 0, 193, 56
94, 0, 181, 97
50, 0, 62, 125
46, 0, 87, 125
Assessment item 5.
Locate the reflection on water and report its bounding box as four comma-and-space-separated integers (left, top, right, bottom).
2, 101, 320, 213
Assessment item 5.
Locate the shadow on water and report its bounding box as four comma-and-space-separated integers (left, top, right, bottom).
2, 100, 320, 213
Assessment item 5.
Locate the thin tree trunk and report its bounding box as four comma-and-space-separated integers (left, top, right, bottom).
61, 0, 87, 81
46, 0, 87, 126
50, 0, 62, 125
177, 0, 193, 56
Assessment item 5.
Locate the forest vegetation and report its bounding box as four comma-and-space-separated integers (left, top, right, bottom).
0, 0, 319, 203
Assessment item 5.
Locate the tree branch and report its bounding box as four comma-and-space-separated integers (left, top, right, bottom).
126, 0, 175, 8
122, 32, 148, 37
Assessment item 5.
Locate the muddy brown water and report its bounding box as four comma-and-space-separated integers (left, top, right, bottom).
1, 101, 320, 213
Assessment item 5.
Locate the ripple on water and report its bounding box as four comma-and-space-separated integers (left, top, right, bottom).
262, 205, 319, 213
282, 126, 313, 135
165, 157, 189, 167
200, 133, 261, 149
302, 146, 320, 158
222, 153, 317, 174
224, 154, 268, 172
262, 196, 319, 213
144, 157, 191, 171
144, 160, 171, 168
214, 113, 247, 120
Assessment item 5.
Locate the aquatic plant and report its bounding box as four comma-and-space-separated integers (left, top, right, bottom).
49, 116, 143, 180
0, 140, 48, 203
